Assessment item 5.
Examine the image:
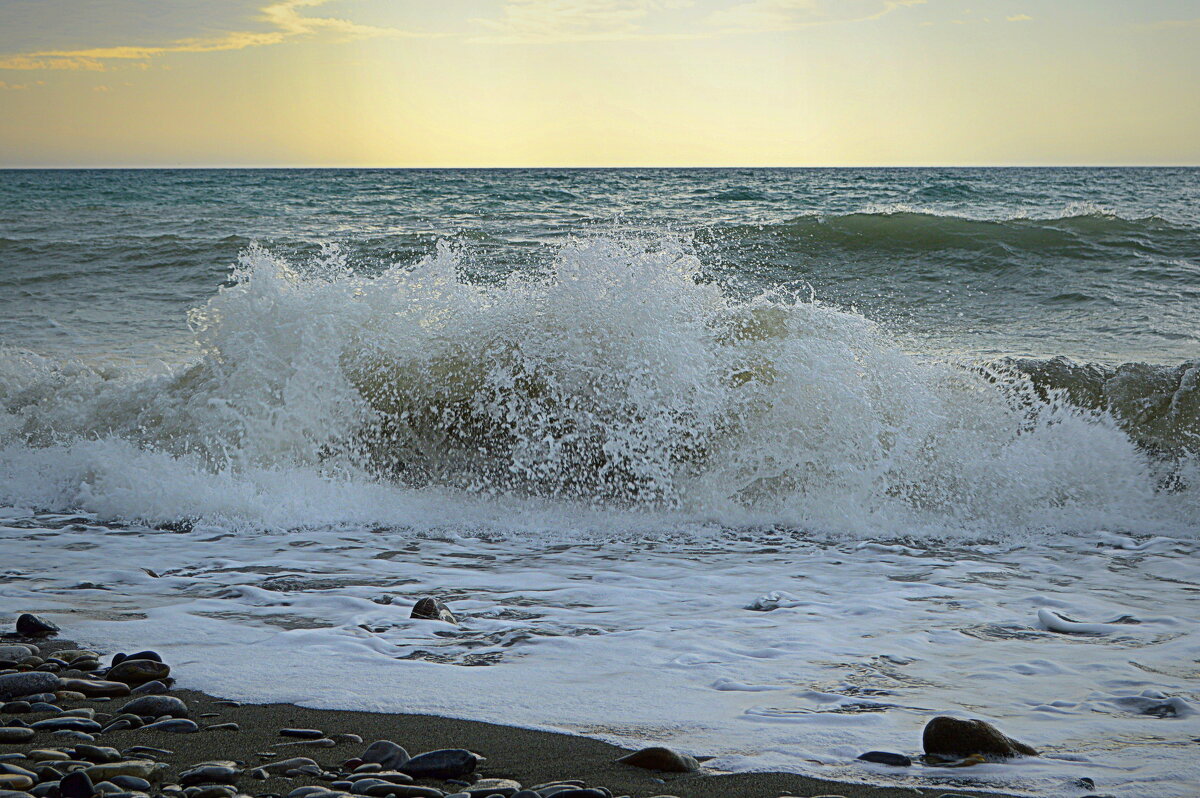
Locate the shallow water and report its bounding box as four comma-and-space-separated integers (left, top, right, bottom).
1, 168, 1199, 796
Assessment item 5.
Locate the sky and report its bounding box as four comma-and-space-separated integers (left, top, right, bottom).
0, 0, 1198, 167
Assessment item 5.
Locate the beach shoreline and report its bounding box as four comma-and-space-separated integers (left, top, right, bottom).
0, 636, 1028, 798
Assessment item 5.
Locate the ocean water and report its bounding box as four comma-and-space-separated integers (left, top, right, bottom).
1, 168, 1198, 796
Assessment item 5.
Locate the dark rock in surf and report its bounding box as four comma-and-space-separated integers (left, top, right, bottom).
856, 751, 912, 767
922, 716, 1038, 759
16, 615, 59, 638
615, 746, 700, 773
398, 749, 483, 780
409, 598, 456, 625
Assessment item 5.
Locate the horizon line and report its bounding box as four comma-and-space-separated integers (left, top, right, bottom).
2, 164, 1199, 170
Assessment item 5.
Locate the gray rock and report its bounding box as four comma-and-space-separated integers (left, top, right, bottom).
615, 747, 699, 773
16, 615, 59, 638
399, 750, 482, 780
363, 788, 442, 798
30, 704, 62, 714
53, 731, 96, 743
0, 702, 31, 714
139, 719, 197, 734
922, 716, 1038, 759
462, 780, 521, 798
118, 697, 187, 719
203, 723, 239, 732
57, 680, 128, 699
279, 729, 323, 739
0, 673, 61, 701
361, 742, 409, 771
254, 758, 318, 775
0, 647, 37, 661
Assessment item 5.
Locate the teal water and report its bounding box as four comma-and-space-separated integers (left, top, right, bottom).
2, 167, 1198, 363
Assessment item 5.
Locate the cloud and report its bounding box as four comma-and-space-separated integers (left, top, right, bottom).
469, 0, 700, 43
707, 0, 925, 32
1006, 14, 1032, 23
0, 0, 432, 72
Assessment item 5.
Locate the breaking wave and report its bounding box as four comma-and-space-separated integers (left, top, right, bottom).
0, 236, 1196, 533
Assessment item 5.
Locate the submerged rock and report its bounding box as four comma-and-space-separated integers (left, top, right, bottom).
409, 598, 457, 625
922, 716, 1038, 759
615, 747, 700, 773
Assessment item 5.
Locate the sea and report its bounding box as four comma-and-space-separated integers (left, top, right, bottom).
1, 168, 1197, 797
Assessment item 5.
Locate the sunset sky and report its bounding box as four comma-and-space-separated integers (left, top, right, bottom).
1, 0, 1198, 167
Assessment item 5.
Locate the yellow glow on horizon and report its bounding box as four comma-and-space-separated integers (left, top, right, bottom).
1, 0, 1198, 167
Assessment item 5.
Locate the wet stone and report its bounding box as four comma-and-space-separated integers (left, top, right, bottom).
15, 616, 59, 639
922, 716, 1038, 759
57, 680, 128, 699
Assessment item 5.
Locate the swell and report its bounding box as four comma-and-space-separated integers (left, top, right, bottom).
708, 210, 1200, 261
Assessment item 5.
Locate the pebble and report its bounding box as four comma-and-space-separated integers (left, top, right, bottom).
28, 703, 61, 714
615, 747, 699, 773
119, 696, 188, 719
361, 742, 409, 771
184, 787, 236, 798
280, 729, 324, 739
26, 751, 70, 763
141, 719, 198, 734
0, 780, 33, 795
856, 751, 913, 767
0, 702, 31, 714
332, 734, 363, 745
0, 647, 37, 661
399, 750, 483, 780
104, 661, 169, 687
29, 718, 101, 733
15, 615, 60, 638
0, 673, 62, 702
346, 773, 412, 786
0, 729, 34, 744
204, 723, 240, 732
254, 758, 319, 775
122, 747, 173, 759
52, 731, 96, 743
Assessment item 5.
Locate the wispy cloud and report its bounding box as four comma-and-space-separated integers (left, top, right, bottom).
1006, 14, 1032, 23
707, 0, 925, 33
469, 0, 699, 43
0, 0, 432, 72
